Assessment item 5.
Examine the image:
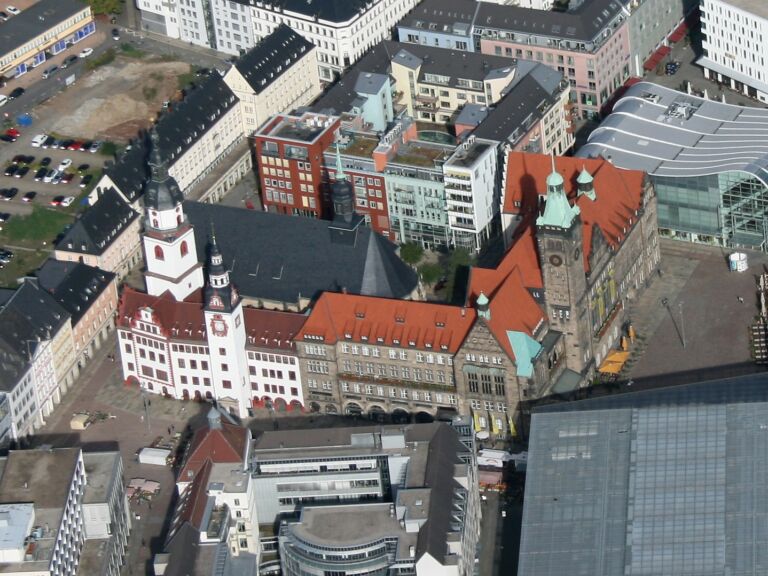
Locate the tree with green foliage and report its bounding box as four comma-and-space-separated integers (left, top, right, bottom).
399, 242, 424, 266
85, 0, 124, 15
418, 262, 443, 286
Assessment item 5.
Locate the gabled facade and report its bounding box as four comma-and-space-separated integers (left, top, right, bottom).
223, 25, 322, 136
295, 292, 475, 419
499, 152, 660, 376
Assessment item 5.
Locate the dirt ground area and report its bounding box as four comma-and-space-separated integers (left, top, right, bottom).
38, 56, 191, 142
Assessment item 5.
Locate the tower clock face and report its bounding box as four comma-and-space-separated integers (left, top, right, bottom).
210, 316, 228, 337
549, 254, 563, 267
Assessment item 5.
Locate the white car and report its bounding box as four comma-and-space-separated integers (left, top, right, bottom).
44, 169, 59, 183
60, 196, 75, 207
0, 95, 7, 108
6, 6, 19, 15
30, 134, 47, 148
57, 158, 72, 172
79, 48, 94, 59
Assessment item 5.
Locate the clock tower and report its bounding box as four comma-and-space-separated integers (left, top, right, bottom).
203, 231, 250, 417
536, 156, 592, 373
143, 129, 204, 301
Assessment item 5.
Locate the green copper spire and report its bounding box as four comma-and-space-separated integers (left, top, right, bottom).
537, 154, 580, 229
335, 144, 346, 181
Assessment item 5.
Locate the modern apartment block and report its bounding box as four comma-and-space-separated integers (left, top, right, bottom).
698, 0, 768, 102
0, 448, 130, 576
252, 423, 481, 576
390, 46, 517, 123
254, 112, 341, 218
398, 0, 632, 119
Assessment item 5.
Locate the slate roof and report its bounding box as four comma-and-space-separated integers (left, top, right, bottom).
55, 188, 138, 256
297, 292, 476, 353
101, 141, 148, 204
154, 74, 239, 167
471, 64, 564, 143
476, 0, 627, 42
392, 44, 516, 86
0, 281, 70, 391
183, 202, 417, 306
234, 0, 373, 23
399, 0, 477, 30
0, 0, 89, 58
36, 260, 115, 326
234, 24, 314, 94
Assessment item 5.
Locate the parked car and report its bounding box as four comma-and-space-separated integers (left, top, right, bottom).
61, 55, 78, 69
22, 191, 35, 202
0, 95, 7, 108
42, 65, 58, 79
14, 166, 28, 178
61, 173, 74, 184
0, 11, 8, 21
1, 188, 17, 200
79, 47, 94, 59
41, 136, 55, 148
11, 154, 25, 165
6, 6, 20, 15
0, 135, 14, 143
49, 195, 64, 206
33, 167, 46, 181
0, 213, 10, 222
88, 141, 102, 153
77, 164, 89, 174
40, 157, 51, 167
67, 141, 83, 151
8, 87, 24, 99
57, 158, 72, 172
3, 165, 16, 177
61, 196, 75, 207
79, 174, 93, 188
52, 172, 63, 185
30, 134, 47, 147
43, 169, 58, 183
111, 28, 120, 41
59, 139, 73, 150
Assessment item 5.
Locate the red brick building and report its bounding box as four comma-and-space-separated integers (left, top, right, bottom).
254, 112, 340, 218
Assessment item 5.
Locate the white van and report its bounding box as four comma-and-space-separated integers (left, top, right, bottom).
31, 134, 47, 147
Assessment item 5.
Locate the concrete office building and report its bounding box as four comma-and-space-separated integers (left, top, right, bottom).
252, 423, 481, 576
519, 375, 768, 576
578, 81, 768, 250
698, 0, 768, 102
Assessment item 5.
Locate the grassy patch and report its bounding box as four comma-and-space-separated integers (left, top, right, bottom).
99, 141, 118, 157
120, 43, 145, 59
177, 71, 195, 90
0, 249, 49, 288
86, 48, 116, 71
0, 206, 74, 246
142, 85, 158, 101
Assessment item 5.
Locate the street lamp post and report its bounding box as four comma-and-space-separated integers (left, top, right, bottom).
679, 301, 686, 349
141, 391, 151, 433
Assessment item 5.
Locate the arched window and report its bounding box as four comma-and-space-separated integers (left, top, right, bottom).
180, 241, 188, 257
154, 245, 164, 261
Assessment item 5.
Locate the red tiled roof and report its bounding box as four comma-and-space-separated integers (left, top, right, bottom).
243, 308, 306, 352
117, 288, 208, 340
297, 292, 476, 353
502, 152, 645, 271
173, 459, 212, 532
486, 270, 545, 357
468, 226, 543, 302
178, 421, 249, 484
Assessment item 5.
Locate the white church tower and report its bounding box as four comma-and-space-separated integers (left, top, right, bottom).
203, 230, 251, 418
143, 129, 204, 301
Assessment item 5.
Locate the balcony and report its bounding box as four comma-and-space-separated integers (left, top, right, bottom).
415, 93, 438, 104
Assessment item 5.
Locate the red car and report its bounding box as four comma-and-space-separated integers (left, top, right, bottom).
67, 141, 83, 151
49, 195, 64, 206
5, 128, 20, 139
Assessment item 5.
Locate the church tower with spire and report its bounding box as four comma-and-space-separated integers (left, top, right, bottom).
536, 155, 593, 373
143, 129, 204, 301
330, 147, 363, 233
202, 231, 250, 418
